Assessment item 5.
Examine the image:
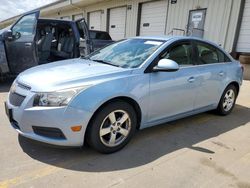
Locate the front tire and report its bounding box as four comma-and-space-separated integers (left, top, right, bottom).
216, 84, 237, 115
86, 101, 137, 154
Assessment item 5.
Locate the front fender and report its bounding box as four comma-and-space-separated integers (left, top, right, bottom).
69, 73, 150, 126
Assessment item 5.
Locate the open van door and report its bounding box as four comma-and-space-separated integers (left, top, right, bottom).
4, 11, 39, 74
75, 18, 92, 56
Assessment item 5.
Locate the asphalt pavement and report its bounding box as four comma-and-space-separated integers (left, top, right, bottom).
0, 80, 250, 188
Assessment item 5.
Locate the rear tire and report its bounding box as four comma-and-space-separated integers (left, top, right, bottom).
216, 84, 237, 115
86, 101, 137, 154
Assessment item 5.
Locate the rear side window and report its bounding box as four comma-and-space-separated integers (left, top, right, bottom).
161, 42, 193, 66
217, 48, 231, 62
196, 42, 231, 64
90, 31, 112, 40
76, 20, 86, 39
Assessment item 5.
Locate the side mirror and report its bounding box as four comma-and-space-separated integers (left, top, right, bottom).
153, 59, 179, 72
3, 30, 14, 41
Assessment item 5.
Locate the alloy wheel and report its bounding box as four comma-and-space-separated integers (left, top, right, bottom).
223, 89, 235, 112
99, 110, 131, 147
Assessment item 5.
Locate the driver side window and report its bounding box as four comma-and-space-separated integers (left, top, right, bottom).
12, 13, 37, 36
161, 42, 193, 66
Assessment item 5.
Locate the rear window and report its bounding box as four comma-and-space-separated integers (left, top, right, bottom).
90, 31, 112, 40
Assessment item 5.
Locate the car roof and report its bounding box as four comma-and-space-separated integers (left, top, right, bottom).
131, 35, 222, 48
38, 18, 74, 23
131, 35, 180, 41
132, 35, 208, 42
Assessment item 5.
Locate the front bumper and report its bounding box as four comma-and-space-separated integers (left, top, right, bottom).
5, 83, 91, 147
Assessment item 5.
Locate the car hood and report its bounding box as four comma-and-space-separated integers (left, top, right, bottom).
17, 58, 132, 92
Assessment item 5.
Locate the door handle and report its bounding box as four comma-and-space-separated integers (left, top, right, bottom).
25, 43, 32, 47
188, 77, 195, 83
219, 71, 224, 77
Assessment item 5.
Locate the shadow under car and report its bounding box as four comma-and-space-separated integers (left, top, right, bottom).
18, 104, 250, 172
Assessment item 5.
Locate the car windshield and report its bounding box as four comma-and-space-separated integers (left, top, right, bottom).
87, 39, 164, 68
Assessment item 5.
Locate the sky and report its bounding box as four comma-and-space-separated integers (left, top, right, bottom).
0, 0, 58, 21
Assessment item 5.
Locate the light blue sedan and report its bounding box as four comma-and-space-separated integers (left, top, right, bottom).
5, 36, 243, 153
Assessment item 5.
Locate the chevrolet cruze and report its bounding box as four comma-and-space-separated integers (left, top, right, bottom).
5, 36, 243, 153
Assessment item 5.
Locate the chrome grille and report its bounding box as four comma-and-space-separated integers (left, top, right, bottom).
9, 92, 26, 106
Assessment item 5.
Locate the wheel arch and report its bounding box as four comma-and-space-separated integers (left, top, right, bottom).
84, 96, 142, 145
227, 81, 240, 96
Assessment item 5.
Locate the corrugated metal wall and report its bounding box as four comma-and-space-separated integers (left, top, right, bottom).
166, 0, 241, 52
40, 0, 241, 52
237, 0, 250, 52
2, 0, 239, 52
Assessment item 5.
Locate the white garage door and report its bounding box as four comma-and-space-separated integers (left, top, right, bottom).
139, 0, 168, 36
109, 7, 127, 40
73, 13, 83, 21
60, 16, 71, 20
88, 11, 102, 30
237, 0, 250, 52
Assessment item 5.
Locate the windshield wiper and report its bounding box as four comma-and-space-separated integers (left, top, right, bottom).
91, 59, 120, 67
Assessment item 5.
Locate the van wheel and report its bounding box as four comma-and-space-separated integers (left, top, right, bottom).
86, 101, 137, 153
216, 85, 237, 115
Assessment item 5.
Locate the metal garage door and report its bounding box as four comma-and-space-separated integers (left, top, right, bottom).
139, 0, 168, 36
88, 11, 102, 30
108, 7, 127, 40
237, 0, 250, 52
60, 16, 71, 20
73, 13, 83, 21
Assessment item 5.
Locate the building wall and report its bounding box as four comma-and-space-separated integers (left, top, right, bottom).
0, 0, 242, 52
237, 0, 250, 53
166, 0, 241, 52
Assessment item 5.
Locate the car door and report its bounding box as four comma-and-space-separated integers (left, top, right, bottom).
192, 41, 231, 109
89, 31, 113, 51
147, 40, 199, 124
75, 18, 91, 56
5, 11, 39, 74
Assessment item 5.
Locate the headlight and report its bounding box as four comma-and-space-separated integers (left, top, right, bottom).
33, 86, 90, 107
